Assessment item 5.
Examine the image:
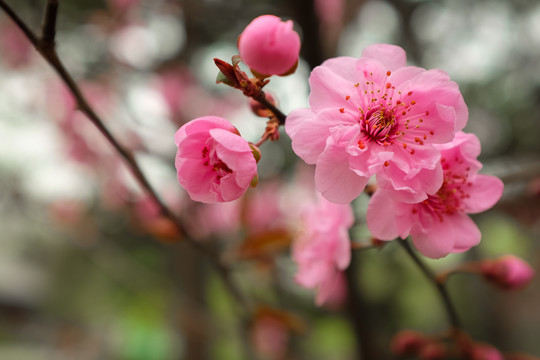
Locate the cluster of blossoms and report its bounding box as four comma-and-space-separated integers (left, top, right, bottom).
172, 15, 532, 303
285, 43, 504, 259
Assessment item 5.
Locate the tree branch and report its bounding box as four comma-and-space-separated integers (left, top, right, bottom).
0, 0, 251, 323
253, 91, 287, 125
41, 0, 57, 47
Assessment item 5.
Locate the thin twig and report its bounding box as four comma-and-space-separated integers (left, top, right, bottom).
398, 238, 462, 330
255, 91, 287, 125
0, 0, 250, 321
41, 0, 58, 46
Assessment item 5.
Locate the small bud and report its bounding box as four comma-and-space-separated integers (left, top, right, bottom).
238, 15, 301, 77
481, 255, 535, 290
469, 342, 504, 360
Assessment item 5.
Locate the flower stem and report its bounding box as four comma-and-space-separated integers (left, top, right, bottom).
252, 90, 287, 125
397, 238, 462, 330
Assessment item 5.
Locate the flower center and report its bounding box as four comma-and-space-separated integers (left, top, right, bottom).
418, 159, 472, 221
202, 146, 233, 183
361, 107, 397, 145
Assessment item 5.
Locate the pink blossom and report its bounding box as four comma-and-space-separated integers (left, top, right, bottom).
292, 196, 353, 306
175, 116, 258, 203
481, 255, 535, 290
238, 15, 301, 76
367, 132, 504, 258
285, 43, 468, 203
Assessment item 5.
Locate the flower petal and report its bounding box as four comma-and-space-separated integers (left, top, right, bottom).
361, 43, 407, 71
174, 116, 235, 146
411, 213, 479, 258
315, 139, 369, 203
462, 174, 504, 214
286, 108, 357, 164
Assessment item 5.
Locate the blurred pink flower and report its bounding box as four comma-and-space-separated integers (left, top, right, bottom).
469, 343, 504, 360
481, 255, 535, 290
286, 43, 468, 204
175, 116, 258, 203
315, 0, 344, 26
252, 317, 288, 359
238, 15, 301, 76
244, 181, 286, 232
191, 200, 242, 238
292, 196, 353, 306
0, 19, 33, 68
367, 132, 504, 258
108, 0, 139, 13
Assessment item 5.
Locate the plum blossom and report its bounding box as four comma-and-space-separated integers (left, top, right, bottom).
292, 196, 353, 306
367, 132, 504, 258
285, 43, 468, 203
175, 116, 258, 203
238, 15, 301, 76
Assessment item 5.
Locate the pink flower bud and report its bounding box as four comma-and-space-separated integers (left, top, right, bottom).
481, 255, 535, 290
469, 343, 504, 360
390, 330, 428, 356
238, 15, 301, 77
174, 116, 258, 203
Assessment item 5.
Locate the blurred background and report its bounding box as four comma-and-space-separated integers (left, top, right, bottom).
0, 0, 539, 359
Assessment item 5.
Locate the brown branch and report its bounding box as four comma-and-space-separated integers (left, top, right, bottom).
253, 91, 287, 125
0, 0, 251, 323
41, 0, 57, 47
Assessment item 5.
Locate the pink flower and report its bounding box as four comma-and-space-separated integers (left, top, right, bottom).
285, 43, 468, 203
292, 196, 353, 306
238, 15, 301, 76
481, 255, 535, 290
174, 116, 258, 203
367, 132, 504, 258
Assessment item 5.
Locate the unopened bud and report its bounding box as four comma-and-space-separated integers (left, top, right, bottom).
238, 15, 301, 77
481, 255, 534, 290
